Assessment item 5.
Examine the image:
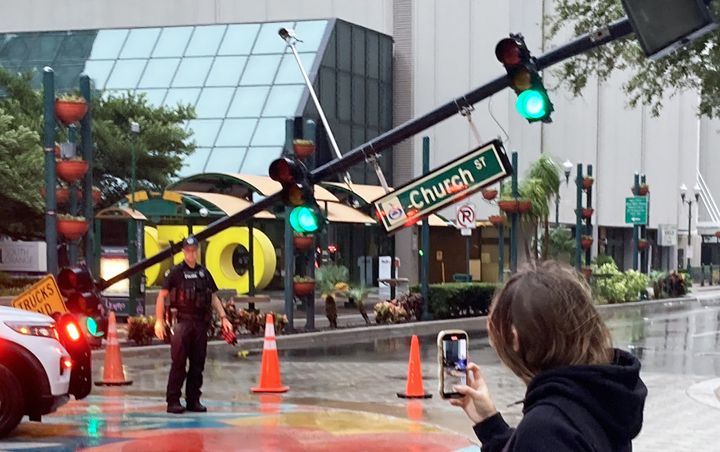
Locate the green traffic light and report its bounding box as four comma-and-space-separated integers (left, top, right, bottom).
418, 249, 424, 256
290, 206, 320, 233
516, 89, 549, 120
86, 317, 100, 337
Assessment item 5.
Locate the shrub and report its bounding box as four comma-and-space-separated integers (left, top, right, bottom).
373, 300, 410, 324
412, 283, 500, 319
127, 315, 156, 346
592, 262, 649, 304
651, 271, 690, 299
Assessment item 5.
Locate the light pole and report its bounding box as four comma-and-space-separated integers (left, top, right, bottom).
556, 160, 573, 227
130, 121, 140, 208
680, 183, 701, 271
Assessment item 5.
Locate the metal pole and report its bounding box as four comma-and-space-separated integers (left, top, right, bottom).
284, 207, 295, 332
130, 122, 140, 207
688, 201, 693, 272
421, 137, 432, 320
585, 164, 593, 267
575, 164, 583, 271
43, 68, 58, 275
102, 19, 635, 289
510, 152, 518, 274
80, 75, 94, 270
466, 236, 471, 275
555, 194, 560, 228
303, 119, 317, 330
248, 220, 255, 297
640, 173, 647, 273
280, 28, 353, 188
633, 173, 640, 270
498, 224, 505, 282
68, 124, 78, 266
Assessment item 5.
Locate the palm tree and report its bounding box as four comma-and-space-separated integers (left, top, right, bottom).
526, 155, 560, 260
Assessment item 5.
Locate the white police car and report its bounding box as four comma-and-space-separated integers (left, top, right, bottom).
0, 306, 91, 437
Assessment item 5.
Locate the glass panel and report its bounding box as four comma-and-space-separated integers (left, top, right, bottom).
179, 147, 211, 177
293, 20, 328, 51
253, 22, 294, 54
195, 87, 235, 118
323, 29, 336, 67
0, 36, 30, 61
185, 25, 226, 56
152, 27, 193, 57
352, 76, 365, 123
105, 59, 146, 89
172, 57, 213, 87
337, 72, 351, 122
367, 80, 379, 127
216, 119, 256, 147
227, 86, 270, 117
205, 147, 247, 173
352, 126, 365, 148
164, 88, 200, 108
205, 56, 246, 86
379, 37, 392, 82
352, 28, 365, 76
83, 60, 114, 90
240, 54, 281, 85
119, 28, 160, 59
318, 67, 336, 118
135, 88, 167, 107
186, 119, 222, 147
26, 34, 64, 63
366, 32, 379, 79
379, 83, 391, 129
263, 84, 304, 117
218, 24, 260, 55
138, 58, 180, 88
251, 117, 285, 146
336, 22, 351, 72
241, 147, 282, 175
275, 52, 317, 84
54, 63, 84, 90
57, 31, 96, 62
89, 29, 128, 59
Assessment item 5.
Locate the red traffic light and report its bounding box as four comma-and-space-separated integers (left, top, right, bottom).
495, 38, 524, 65
58, 266, 93, 295
269, 158, 297, 184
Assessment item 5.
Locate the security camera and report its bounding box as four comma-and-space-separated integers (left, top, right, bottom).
278, 28, 302, 43
199, 207, 208, 217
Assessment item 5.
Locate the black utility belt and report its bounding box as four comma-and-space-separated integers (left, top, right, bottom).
176, 314, 210, 322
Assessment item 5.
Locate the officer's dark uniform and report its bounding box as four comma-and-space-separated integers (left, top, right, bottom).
162, 240, 218, 410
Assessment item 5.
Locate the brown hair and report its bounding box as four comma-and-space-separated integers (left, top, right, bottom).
488, 261, 613, 382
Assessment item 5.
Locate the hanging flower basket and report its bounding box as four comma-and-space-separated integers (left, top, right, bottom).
54, 96, 88, 125
41, 187, 71, 205
498, 200, 518, 213
293, 139, 315, 159
482, 189, 498, 201
293, 235, 314, 251
488, 215, 505, 226
293, 280, 315, 297
638, 184, 649, 196
517, 199, 532, 214
715, 231, 720, 239
581, 208, 594, 219
56, 159, 89, 184
638, 239, 650, 250
581, 235, 593, 250
57, 216, 89, 240
91, 187, 102, 205
582, 177, 594, 190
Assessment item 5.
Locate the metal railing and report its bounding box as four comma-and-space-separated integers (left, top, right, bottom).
697, 171, 720, 224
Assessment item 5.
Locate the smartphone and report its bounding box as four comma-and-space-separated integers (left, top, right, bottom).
437, 330, 469, 399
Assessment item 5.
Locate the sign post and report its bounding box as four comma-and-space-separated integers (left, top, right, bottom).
456, 204, 476, 275
374, 140, 512, 233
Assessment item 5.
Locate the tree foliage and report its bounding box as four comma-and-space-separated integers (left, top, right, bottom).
0, 67, 195, 238
547, 0, 720, 117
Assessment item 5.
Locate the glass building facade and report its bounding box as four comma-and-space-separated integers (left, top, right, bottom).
0, 19, 393, 183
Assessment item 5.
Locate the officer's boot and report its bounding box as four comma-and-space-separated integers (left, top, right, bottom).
167, 400, 185, 414
186, 399, 207, 412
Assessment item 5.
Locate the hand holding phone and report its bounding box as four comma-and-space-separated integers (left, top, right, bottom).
448, 362, 498, 424
437, 330, 469, 399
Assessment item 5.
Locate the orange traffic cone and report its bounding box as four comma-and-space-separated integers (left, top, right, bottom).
397, 335, 431, 398
95, 311, 132, 386
251, 314, 289, 393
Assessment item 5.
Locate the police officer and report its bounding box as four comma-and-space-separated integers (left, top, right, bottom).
154, 235, 232, 414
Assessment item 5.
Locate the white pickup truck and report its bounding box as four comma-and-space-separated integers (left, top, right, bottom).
0, 306, 91, 437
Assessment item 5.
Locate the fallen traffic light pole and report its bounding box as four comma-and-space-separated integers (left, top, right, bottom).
100, 17, 637, 290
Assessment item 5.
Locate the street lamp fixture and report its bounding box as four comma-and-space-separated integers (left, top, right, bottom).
130, 121, 140, 208
562, 160, 573, 185
555, 160, 573, 227
680, 183, 701, 271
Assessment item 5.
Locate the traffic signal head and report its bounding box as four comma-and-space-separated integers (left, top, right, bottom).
58, 266, 93, 296
495, 35, 553, 123
269, 157, 314, 207
57, 265, 107, 338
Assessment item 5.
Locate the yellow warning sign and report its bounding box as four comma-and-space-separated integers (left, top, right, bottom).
12, 274, 67, 316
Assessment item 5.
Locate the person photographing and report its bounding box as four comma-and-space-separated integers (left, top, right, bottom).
154, 235, 232, 414
451, 261, 647, 451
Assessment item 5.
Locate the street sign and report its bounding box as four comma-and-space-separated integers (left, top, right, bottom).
12, 274, 67, 316
658, 224, 677, 247
456, 204, 477, 229
461, 228, 472, 236
374, 140, 511, 233
625, 196, 648, 225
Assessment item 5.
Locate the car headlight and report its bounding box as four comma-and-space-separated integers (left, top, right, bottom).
5, 322, 58, 340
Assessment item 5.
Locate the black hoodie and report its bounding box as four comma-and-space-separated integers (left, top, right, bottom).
473, 349, 647, 452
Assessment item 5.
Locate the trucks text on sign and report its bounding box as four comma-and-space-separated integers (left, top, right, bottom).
12, 274, 67, 316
